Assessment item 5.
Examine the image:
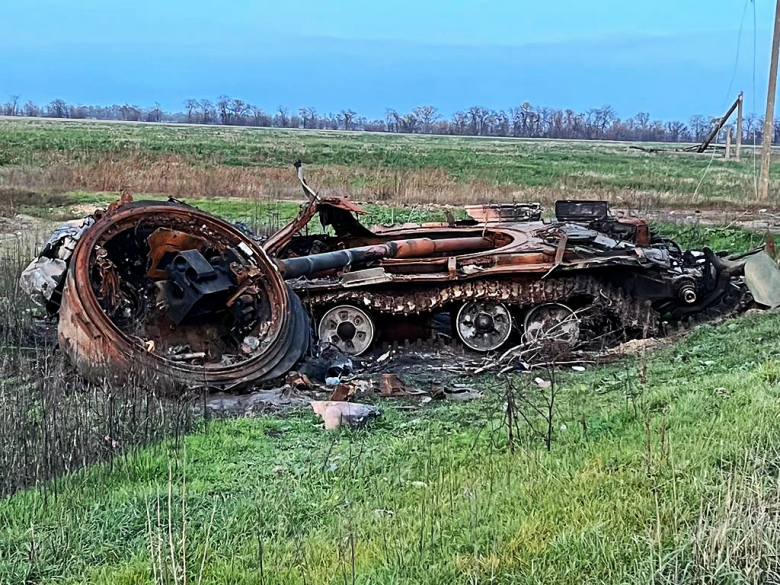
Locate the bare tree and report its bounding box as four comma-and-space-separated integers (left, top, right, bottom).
5, 95, 20, 116
385, 109, 401, 133
184, 99, 198, 123
339, 109, 357, 130
247, 105, 270, 126
450, 110, 467, 135
22, 101, 40, 117
520, 102, 534, 135
413, 105, 440, 133
364, 118, 386, 132
299, 107, 318, 129
200, 100, 214, 124
69, 105, 87, 119
275, 106, 289, 128
689, 115, 708, 142
216, 95, 231, 124
398, 113, 417, 133
47, 99, 68, 118
665, 121, 688, 143
229, 99, 248, 125
744, 113, 761, 143
633, 112, 650, 141
466, 106, 491, 135
151, 102, 163, 123
594, 105, 616, 136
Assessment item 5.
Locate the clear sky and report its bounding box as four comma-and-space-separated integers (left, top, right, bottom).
1, 0, 776, 120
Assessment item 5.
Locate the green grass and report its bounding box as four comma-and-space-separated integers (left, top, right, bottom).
3, 311, 780, 583
4, 190, 460, 233
0, 194, 777, 583
1, 118, 780, 205
652, 221, 768, 252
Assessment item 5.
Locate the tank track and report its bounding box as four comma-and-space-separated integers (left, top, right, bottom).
300, 275, 659, 339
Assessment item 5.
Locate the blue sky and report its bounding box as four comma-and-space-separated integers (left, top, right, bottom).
1, 0, 776, 120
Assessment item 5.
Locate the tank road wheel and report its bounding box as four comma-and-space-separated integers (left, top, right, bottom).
455, 300, 513, 352
318, 305, 375, 356
523, 302, 580, 346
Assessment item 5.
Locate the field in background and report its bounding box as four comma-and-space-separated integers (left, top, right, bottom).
1, 118, 779, 209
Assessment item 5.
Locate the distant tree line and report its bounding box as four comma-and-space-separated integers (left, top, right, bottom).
3, 93, 780, 145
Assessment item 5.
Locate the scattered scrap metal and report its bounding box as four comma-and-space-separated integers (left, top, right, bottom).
20, 165, 780, 394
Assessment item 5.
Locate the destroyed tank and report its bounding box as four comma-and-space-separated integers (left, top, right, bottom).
20, 165, 779, 388
270, 184, 764, 357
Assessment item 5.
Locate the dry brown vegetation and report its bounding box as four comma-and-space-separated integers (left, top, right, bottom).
1, 151, 560, 206
1, 118, 778, 209
0, 234, 198, 497
0, 152, 724, 211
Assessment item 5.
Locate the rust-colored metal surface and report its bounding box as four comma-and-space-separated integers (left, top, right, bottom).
263, 196, 369, 256
57, 198, 309, 389
23, 165, 779, 387
270, 189, 767, 356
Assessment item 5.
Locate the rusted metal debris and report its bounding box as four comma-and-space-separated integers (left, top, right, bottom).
21, 165, 780, 390
24, 199, 310, 390
276, 169, 778, 359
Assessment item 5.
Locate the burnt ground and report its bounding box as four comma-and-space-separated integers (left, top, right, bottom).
202, 335, 678, 418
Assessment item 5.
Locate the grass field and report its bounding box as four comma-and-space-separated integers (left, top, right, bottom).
3, 309, 780, 584
3, 119, 780, 584
0, 196, 777, 582
2, 118, 780, 208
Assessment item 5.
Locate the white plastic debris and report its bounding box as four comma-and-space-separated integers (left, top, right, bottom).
241, 336, 261, 355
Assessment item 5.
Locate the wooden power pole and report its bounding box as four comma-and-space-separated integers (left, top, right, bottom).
735, 92, 743, 161
759, 0, 780, 201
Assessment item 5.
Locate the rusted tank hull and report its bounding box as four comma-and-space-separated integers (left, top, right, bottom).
271, 192, 767, 355
22, 165, 776, 384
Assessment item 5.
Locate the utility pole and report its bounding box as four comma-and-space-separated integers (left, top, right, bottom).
759, 0, 780, 201
726, 126, 732, 160
735, 92, 743, 161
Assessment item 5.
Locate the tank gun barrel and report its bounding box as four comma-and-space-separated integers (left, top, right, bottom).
278, 236, 493, 279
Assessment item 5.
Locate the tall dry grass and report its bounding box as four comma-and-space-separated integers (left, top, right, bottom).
0, 152, 693, 209
0, 233, 198, 498
654, 442, 780, 583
